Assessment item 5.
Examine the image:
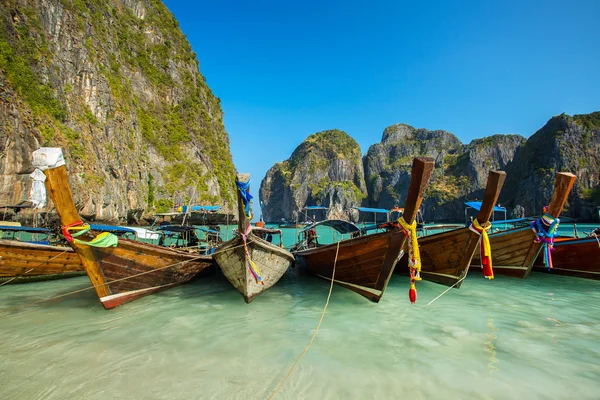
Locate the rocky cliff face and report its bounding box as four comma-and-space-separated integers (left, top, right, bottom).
259, 129, 367, 223
0, 0, 235, 223
502, 112, 600, 219
364, 124, 525, 220
261, 113, 600, 222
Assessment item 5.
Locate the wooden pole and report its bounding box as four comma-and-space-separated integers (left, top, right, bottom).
402, 157, 435, 224
475, 171, 507, 224
42, 164, 111, 299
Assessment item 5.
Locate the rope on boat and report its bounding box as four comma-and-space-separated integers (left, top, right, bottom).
421, 274, 467, 308
267, 241, 340, 400
0, 249, 71, 287
0, 268, 35, 287
0, 254, 209, 313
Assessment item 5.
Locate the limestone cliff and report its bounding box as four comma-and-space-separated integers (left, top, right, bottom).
363, 124, 525, 220
0, 0, 235, 223
502, 112, 600, 219
259, 129, 367, 223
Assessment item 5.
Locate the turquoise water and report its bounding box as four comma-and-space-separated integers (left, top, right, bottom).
1, 269, 599, 399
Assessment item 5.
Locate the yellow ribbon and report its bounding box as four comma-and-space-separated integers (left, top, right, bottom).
472, 219, 493, 279
398, 217, 422, 279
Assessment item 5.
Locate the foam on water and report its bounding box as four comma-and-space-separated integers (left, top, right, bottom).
1, 268, 599, 399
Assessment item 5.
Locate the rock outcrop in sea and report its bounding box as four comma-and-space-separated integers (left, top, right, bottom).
261, 124, 527, 222
263, 112, 600, 222
0, 0, 235, 223
363, 124, 525, 220
259, 129, 367, 223
502, 112, 600, 220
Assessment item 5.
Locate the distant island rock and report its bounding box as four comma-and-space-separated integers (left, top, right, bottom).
503, 112, 600, 220
261, 112, 600, 222
363, 124, 524, 221
259, 129, 367, 223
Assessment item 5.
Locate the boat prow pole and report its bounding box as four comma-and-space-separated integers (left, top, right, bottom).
377, 157, 434, 296
475, 171, 507, 224
32, 148, 111, 300
402, 157, 435, 224
546, 172, 577, 218
521, 171, 576, 278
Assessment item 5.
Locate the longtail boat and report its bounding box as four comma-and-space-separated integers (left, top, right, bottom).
0, 225, 83, 283
32, 148, 213, 309
472, 172, 576, 278
396, 170, 506, 288
532, 234, 600, 280
213, 174, 294, 303
293, 157, 434, 302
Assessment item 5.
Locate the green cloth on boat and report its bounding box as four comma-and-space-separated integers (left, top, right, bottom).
71, 226, 118, 248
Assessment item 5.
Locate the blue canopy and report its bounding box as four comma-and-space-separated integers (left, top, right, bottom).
89, 224, 136, 234
464, 201, 506, 212
0, 225, 50, 233
181, 205, 221, 213
352, 207, 390, 214
301, 219, 360, 234
304, 206, 328, 210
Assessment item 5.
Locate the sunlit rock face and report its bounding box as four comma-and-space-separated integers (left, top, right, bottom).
260, 129, 367, 223
0, 0, 235, 223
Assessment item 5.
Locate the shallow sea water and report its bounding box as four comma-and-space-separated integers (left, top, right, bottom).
1, 267, 599, 399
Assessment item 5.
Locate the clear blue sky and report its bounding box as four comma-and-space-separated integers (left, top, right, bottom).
162, 0, 599, 218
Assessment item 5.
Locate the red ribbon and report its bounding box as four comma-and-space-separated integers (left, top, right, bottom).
61, 220, 84, 243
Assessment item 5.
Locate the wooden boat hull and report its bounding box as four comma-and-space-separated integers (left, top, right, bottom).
472, 226, 538, 278
532, 237, 600, 279
295, 229, 407, 302
470, 172, 576, 279
73, 237, 213, 309
0, 239, 83, 283
213, 233, 294, 303
396, 227, 479, 288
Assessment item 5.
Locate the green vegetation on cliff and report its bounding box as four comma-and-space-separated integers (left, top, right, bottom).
0, 0, 236, 217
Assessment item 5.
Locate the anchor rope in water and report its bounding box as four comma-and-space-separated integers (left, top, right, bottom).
0, 254, 209, 313
267, 241, 340, 400
0, 249, 71, 287
421, 274, 467, 308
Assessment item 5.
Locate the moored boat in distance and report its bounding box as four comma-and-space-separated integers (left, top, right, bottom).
396, 170, 506, 288
293, 157, 434, 302
472, 172, 576, 278
213, 174, 295, 303
0, 224, 83, 284
33, 148, 214, 309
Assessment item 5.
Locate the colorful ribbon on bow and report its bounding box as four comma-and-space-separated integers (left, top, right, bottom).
469, 219, 494, 279
236, 179, 253, 218
61, 220, 118, 248
531, 208, 560, 271
398, 217, 421, 303
241, 224, 264, 285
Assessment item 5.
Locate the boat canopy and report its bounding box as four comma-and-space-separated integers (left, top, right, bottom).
177, 205, 221, 213
301, 219, 360, 234
197, 227, 220, 234
156, 225, 197, 233
464, 201, 506, 212
351, 207, 390, 214
89, 224, 136, 234
303, 205, 328, 210
0, 225, 51, 233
